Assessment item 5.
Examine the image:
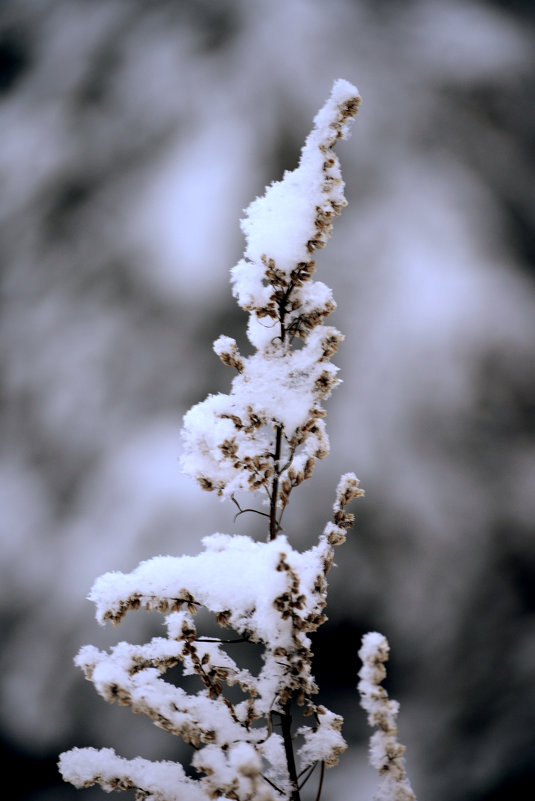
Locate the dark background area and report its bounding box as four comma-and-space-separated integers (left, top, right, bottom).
1, 1, 534, 799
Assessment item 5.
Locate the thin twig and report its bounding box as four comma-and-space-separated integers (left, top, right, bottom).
233, 507, 272, 524
279, 451, 296, 476
298, 762, 317, 789
313, 761, 325, 801
261, 773, 285, 796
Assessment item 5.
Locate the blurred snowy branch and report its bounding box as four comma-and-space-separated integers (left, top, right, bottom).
358, 633, 416, 801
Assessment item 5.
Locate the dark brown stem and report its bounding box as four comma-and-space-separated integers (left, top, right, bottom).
269, 281, 295, 541
298, 762, 317, 789
261, 774, 284, 796
271, 282, 300, 798
313, 761, 325, 801
280, 699, 301, 801
269, 424, 283, 541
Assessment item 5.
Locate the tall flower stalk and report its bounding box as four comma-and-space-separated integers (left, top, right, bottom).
59, 79, 414, 801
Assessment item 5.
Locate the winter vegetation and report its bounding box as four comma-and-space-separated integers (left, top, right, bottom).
58, 81, 415, 801
3, 5, 535, 801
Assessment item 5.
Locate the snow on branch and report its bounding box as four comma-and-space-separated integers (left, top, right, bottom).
89, 533, 330, 644
59, 747, 213, 801
358, 633, 417, 801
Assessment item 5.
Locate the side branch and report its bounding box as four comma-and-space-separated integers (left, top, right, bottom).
358, 633, 416, 801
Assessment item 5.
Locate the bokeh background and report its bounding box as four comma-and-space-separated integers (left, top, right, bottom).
1, 1, 534, 799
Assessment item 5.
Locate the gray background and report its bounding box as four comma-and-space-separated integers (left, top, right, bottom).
1, 1, 534, 800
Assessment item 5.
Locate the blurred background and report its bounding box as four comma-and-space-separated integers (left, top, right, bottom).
1, 1, 534, 799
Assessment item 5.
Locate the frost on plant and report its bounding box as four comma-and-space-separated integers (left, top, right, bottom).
59, 79, 414, 801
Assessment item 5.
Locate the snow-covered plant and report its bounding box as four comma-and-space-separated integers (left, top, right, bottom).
59, 79, 414, 801
358, 634, 416, 801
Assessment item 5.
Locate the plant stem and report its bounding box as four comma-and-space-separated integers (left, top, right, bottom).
269, 425, 283, 541
280, 699, 300, 801
269, 284, 292, 542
